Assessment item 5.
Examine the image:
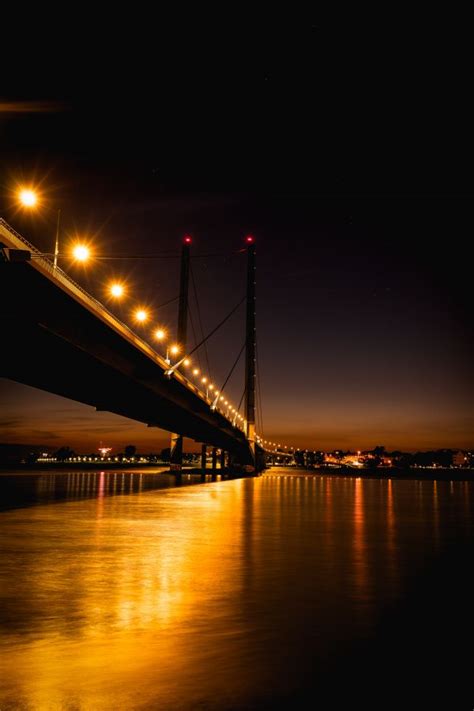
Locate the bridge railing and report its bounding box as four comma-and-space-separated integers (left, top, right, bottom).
0, 218, 246, 435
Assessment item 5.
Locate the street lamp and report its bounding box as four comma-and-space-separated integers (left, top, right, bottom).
18, 189, 37, 207
72, 244, 90, 262
17, 187, 61, 270
134, 308, 149, 324
169, 344, 180, 360
109, 282, 125, 298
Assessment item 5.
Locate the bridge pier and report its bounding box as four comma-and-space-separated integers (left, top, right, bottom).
201, 444, 207, 471
170, 432, 183, 470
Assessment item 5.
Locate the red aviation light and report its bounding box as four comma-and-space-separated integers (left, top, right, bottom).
183, 235, 192, 244
245, 235, 255, 244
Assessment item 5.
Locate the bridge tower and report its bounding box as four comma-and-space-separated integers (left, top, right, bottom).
170, 235, 191, 469
245, 235, 256, 468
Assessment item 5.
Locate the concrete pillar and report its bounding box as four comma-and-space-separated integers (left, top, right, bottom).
170, 432, 183, 470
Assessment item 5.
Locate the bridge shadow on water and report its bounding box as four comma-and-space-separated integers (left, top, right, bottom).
0, 469, 226, 512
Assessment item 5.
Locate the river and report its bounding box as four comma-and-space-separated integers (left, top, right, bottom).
0, 468, 473, 709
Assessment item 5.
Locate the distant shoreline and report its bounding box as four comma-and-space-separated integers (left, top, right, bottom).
271, 465, 474, 481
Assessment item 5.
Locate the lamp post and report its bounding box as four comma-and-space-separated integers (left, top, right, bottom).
53, 208, 61, 270
17, 188, 62, 270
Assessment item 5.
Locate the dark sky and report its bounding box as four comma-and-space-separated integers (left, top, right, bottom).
1, 21, 472, 452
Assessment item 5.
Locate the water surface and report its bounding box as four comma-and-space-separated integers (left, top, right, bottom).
1, 469, 473, 709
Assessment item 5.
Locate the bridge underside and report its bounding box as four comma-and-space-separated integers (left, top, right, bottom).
0, 262, 254, 465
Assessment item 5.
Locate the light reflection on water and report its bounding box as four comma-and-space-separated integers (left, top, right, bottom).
0, 469, 473, 709
0, 468, 220, 511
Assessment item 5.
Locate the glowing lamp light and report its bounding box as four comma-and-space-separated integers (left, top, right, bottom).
170, 345, 180, 355
72, 244, 90, 261
245, 235, 254, 243
193, 368, 200, 376
19, 188, 38, 207
201, 377, 207, 384
183, 358, 190, 366
183, 235, 192, 244
110, 283, 124, 298
220, 396, 224, 401
154, 329, 166, 340
135, 309, 148, 322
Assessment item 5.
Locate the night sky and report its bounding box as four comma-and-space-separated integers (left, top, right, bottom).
1, 22, 472, 453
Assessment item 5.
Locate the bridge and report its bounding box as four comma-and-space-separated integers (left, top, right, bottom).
0, 218, 267, 472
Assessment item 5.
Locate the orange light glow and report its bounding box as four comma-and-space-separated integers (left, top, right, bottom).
72, 244, 90, 261
18, 188, 38, 207
134, 309, 148, 323
109, 283, 124, 298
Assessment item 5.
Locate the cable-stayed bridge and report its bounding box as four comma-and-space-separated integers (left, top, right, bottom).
0, 218, 269, 472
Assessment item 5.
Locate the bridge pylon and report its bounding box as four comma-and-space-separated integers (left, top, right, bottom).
170, 235, 191, 470
244, 236, 257, 471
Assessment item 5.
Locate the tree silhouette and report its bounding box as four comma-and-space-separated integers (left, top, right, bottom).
55, 446, 76, 461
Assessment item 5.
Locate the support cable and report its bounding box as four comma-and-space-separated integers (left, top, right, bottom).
188, 306, 203, 374
156, 294, 180, 309
166, 296, 246, 377
190, 262, 212, 381
217, 340, 246, 402
237, 387, 246, 415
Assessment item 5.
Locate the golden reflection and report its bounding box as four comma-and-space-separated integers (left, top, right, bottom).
385, 478, 399, 585
0, 481, 252, 708
2, 471, 469, 709
353, 477, 370, 607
